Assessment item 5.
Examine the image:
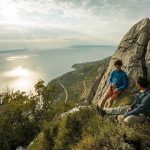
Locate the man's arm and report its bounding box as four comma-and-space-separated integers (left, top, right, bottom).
130, 94, 140, 109
123, 94, 150, 117
109, 71, 114, 85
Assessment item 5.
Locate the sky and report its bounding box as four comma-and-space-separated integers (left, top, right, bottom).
0, 0, 150, 50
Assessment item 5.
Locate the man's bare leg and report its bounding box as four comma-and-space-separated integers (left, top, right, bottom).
105, 90, 121, 108
99, 87, 113, 108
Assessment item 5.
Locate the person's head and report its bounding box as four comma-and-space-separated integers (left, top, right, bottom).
114, 59, 123, 70
136, 76, 149, 90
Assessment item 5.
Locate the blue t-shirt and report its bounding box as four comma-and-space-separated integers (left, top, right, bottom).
109, 70, 128, 91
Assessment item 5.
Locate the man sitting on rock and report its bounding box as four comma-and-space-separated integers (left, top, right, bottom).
99, 59, 128, 108
97, 76, 150, 124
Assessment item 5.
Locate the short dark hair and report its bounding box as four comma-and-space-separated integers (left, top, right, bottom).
114, 59, 123, 66
136, 76, 149, 88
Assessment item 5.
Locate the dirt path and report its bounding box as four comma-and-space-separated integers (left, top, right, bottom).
58, 77, 68, 103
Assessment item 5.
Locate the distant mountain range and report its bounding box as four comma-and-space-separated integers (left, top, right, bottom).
70, 45, 117, 48
0, 48, 27, 54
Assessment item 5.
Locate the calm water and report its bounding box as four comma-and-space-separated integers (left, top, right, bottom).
0, 46, 116, 92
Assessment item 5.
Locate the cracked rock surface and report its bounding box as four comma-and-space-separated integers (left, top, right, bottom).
93, 18, 150, 105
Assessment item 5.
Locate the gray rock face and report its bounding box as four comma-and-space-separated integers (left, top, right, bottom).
86, 66, 108, 104
59, 106, 91, 118
86, 57, 111, 103
145, 41, 150, 81
93, 18, 150, 105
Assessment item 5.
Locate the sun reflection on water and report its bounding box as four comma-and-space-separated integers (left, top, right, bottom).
2, 66, 41, 92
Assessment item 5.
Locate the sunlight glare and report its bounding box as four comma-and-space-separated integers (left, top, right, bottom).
2, 66, 40, 92
4, 66, 30, 78
6, 56, 29, 61
0, 3, 21, 25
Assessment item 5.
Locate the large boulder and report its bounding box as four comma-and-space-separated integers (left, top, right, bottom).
93, 18, 150, 105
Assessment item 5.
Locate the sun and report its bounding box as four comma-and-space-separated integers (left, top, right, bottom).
0, 3, 21, 25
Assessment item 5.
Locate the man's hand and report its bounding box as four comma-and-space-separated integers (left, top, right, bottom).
111, 83, 117, 87
127, 108, 132, 112
113, 88, 120, 93
113, 88, 118, 92
118, 115, 125, 123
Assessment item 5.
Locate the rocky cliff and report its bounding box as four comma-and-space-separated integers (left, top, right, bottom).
93, 18, 150, 105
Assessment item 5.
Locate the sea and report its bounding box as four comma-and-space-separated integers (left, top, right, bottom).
0, 46, 116, 92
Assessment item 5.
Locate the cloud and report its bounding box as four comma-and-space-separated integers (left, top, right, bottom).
0, 0, 150, 49
2, 0, 150, 22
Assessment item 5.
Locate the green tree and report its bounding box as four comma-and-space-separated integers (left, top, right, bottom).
0, 90, 39, 150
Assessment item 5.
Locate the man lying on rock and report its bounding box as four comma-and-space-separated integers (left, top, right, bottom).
97, 76, 150, 124
99, 59, 128, 108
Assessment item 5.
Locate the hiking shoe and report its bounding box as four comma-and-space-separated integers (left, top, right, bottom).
96, 106, 106, 117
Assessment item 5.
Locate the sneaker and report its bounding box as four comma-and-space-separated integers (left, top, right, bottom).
96, 106, 106, 117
